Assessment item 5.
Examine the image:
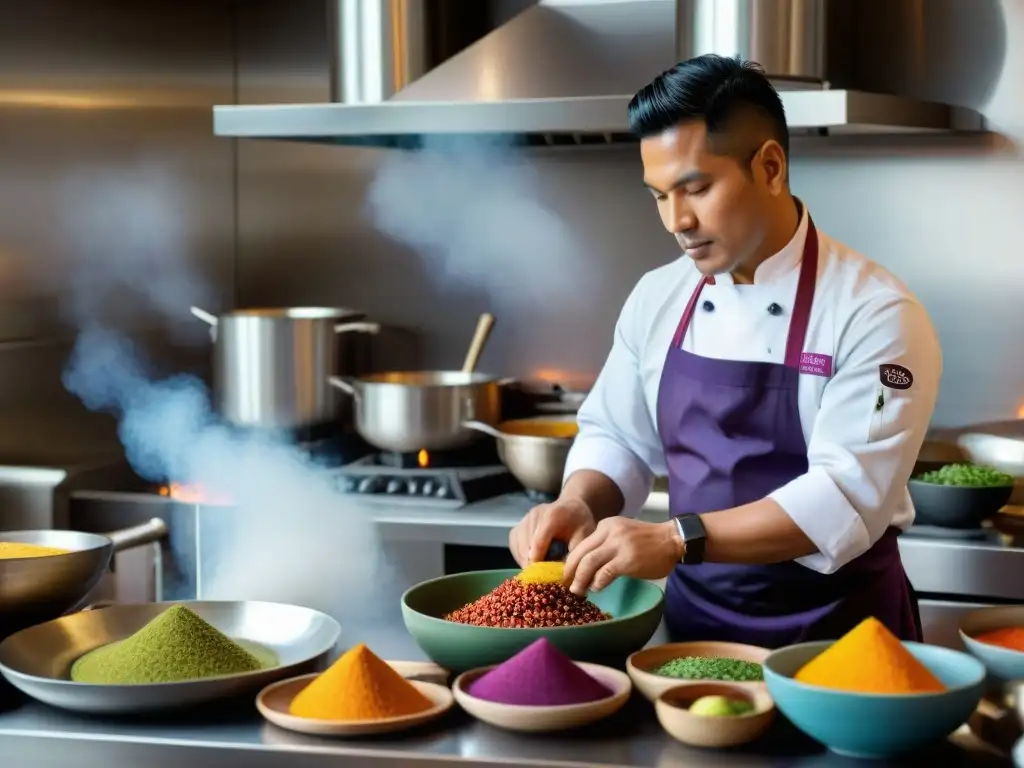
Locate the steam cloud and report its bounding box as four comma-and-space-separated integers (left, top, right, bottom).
364, 139, 598, 310
58, 164, 387, 632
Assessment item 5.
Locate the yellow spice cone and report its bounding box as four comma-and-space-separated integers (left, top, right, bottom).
289, 643, 433, 721
516, 561, 565, 585
794, 617, 945, 694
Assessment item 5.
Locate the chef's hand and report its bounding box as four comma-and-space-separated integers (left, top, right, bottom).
509, 498, 596, 567
561, 517, 684, 596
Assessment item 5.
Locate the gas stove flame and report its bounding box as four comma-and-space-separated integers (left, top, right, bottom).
417, 449, 429, 468
158, 482, 232, 506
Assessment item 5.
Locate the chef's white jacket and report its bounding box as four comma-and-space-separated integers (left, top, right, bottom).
564, 208, 941, 575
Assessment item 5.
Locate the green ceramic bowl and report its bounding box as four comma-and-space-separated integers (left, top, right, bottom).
401, 569, 665, 673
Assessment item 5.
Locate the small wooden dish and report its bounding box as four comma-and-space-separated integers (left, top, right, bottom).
451, 662, 631, 733
655, 682, 775, 749
627, 641, 770, 701
256, 673, 454, 737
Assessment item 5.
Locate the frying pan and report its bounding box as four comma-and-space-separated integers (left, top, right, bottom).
0, 600, 340, 714
0, 519, 167, 637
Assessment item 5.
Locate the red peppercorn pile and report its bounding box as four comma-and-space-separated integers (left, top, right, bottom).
444, 579, 611, 628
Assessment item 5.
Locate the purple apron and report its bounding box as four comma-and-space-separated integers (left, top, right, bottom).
656, 218, 922, 648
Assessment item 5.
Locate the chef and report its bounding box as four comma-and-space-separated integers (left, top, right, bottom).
508, 54, 942, 647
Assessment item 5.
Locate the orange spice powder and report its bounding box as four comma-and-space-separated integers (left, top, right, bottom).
795, 617, 945, 694
974, 627, 1024, 653
289, 643, 433, 721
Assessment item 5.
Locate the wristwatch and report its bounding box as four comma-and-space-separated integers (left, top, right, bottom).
673, 515, 707, 565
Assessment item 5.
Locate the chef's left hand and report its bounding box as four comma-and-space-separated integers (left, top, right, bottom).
561, 518, 684, 596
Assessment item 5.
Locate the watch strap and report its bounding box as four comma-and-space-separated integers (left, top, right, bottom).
674, 514, 707, 565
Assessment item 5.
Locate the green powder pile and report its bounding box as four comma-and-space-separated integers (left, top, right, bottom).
653, 656, 764, 682
70, 605, 268, 684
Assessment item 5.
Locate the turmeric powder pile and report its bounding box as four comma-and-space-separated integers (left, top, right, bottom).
289, 643, 434, 721
515, 561, 565, 585
794, 617, 945, 694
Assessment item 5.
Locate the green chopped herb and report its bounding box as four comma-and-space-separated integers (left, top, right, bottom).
652, 656, 763, 682
914, 463, 1014, 489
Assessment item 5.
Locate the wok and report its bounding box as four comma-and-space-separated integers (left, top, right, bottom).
463, 415, 578, 495
0, 519, 167, 637
0, 600, 341, 714
957, 430, 1024, 504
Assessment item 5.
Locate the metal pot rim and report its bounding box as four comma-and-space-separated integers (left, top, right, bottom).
357, 371, 500, 386
219, 307, 362, 320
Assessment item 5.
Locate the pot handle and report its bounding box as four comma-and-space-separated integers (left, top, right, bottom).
106, 518, 168, 553
462, 420, 502, 439
334, 322, 381, 335
190, 306, 218, 326
328, 375, 361, 402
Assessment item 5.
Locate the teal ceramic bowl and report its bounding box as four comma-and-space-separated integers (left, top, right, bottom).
959, 605, 1024, 681
764, 641, 985, 759
401, 569, 664, 673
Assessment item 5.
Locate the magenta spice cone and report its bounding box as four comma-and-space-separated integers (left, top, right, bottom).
466, 638, 613, 706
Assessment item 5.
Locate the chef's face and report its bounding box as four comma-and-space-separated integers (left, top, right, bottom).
640, 119, 787, 276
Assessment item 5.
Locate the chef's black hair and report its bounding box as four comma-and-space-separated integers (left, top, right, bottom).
628, 54, 789, 159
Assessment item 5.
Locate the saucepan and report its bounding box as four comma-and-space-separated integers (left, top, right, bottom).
190, 306, 380, 430
329, 313, 503, 453
462, 415, 578, 495
1, 519, 168, 637
957, 426, 1024, 505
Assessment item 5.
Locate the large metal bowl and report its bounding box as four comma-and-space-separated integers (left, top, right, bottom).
0, 600, 340, 714
957, 430, 1024, 504
463, 415, 577, 495
1, 521, 166, 637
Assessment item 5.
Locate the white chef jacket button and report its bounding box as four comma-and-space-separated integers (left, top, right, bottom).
702, 300, 715, 312
767, 302, 783, 316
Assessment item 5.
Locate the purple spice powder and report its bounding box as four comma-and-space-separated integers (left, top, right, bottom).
467, 638, 613, 706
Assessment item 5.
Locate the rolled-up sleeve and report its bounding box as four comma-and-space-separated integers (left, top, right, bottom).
769, 295, 941, 574
563, 280, 665, 518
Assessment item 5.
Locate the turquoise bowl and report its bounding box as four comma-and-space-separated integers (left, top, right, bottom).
959, 605, 1024, 681
764, 641, 985, 758
401, 569, 664, 673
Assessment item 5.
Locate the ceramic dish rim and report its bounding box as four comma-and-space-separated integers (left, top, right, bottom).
764, 640, 987, 700
256, 673, 454, 727
0, 600, 341, 689
452, 661, 632, 712
401, 569, 665, 632
655, 681, 775, 720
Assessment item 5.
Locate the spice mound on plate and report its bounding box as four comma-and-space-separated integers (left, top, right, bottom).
794, 617, 945, 694
445, 564, 610, 628
974, 627, 1024, 653
70, 605, 267, 684
467, 637, 612, 706
653, 656, 763, 682
0, 542, 69, 559
289, 643, 433, 721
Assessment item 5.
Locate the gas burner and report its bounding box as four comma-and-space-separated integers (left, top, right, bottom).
370, 442, 501, 470
334, 453, 520, 507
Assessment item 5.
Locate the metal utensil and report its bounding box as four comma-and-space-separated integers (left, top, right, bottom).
463, 415, 577, 495
957, 431, 1024, 504
329, 371, 501, 453
190, 305, 380, 429
1, 519, 167, 635
462, 313, 495, 373
0, 600, 340, 714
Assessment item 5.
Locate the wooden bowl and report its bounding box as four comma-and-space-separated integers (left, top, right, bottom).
451, 662, 631, 733
626, 641, 770, 701
655, 682, 775, 748
256, 673, 453, 737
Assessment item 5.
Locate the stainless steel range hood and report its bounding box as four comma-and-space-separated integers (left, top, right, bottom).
214, 0, 983, 148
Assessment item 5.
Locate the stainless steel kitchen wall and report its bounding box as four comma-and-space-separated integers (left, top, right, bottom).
0, 1, 235, 465
234, 0, 1021, 428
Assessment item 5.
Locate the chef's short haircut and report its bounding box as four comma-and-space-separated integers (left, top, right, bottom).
628, 54, 790, 164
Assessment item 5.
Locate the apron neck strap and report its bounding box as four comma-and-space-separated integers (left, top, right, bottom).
670, 217, 820, 370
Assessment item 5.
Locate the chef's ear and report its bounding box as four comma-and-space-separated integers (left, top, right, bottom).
751, 139, 788, 196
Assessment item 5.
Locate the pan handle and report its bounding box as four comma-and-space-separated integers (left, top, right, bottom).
328, 375, 361, 402
334, 321, 381, 335
105, 518, 168, 553
189, 306, 218, 326
463, 420, 502, 439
